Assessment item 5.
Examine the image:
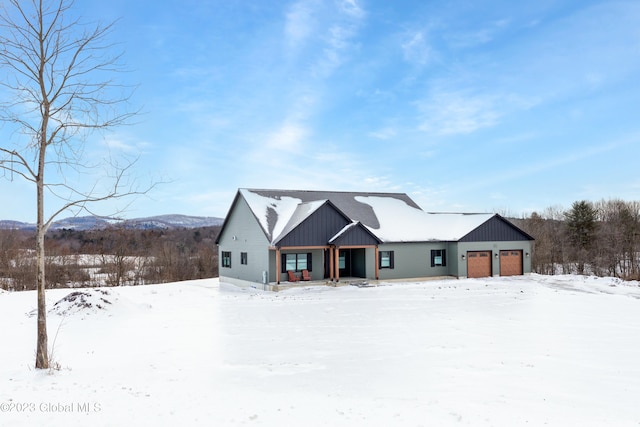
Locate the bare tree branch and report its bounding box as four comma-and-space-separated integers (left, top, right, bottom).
0, 0, 151, 369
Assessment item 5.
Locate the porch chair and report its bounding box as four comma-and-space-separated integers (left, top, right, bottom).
301, 269, 311, 281
287, 270, 300, 282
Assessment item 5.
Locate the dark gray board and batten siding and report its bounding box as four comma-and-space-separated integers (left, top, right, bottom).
275, 202, 351, 247
329, 223, 381, 246
459, 215, 534, 242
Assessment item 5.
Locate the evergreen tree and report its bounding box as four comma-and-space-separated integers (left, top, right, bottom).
565, 201, 597, 273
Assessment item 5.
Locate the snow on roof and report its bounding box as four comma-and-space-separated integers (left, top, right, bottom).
328, 221, 359, 244
240, 189, 303, 243
239, 189, 494, 244
355, 196, 494, 242
273, 200, 328, 244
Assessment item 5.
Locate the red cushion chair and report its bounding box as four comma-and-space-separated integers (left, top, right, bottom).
287, 270, 300, 282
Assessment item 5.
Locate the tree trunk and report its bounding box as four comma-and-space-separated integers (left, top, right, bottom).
35, 96, 49, 368
35, 179, 49, 369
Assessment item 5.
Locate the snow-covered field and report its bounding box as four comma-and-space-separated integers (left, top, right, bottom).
2, 274, 640, 426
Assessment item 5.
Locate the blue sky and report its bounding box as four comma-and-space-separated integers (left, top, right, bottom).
2, 0, 640, 221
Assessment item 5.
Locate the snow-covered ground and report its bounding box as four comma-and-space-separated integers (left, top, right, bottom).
1, 274, 640, 426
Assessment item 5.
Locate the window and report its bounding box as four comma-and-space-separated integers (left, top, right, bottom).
281, 253, 312, 272
241, 252, 248, 265
379, 250, 394, 269
339, 253, 346, 269
221, 251, 232, 268
431, 249, 446, 267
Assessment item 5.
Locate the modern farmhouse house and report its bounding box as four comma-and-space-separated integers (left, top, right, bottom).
216, 189, 534, 290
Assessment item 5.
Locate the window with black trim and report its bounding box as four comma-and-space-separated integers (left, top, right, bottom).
431, 249, 446, 267
281, 253, 312, 272
222, 251, 232, 268
241, 252, 248, 265
379, 250, 394, 269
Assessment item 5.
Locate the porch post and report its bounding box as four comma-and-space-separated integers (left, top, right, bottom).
375, 246, 379, 280
334, 246, 340, 282
276, 247, 281, 284
329, 246, 335, 281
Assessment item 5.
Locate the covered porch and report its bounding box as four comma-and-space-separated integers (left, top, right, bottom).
270, 244, 379, 284
270, 219, 383, 285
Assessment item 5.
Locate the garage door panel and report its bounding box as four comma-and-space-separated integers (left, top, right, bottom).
467, 251, 491, 278
500, 250, 523, 276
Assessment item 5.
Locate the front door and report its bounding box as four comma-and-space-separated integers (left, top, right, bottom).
338, 249, 366, 278
339, 249, 351, 277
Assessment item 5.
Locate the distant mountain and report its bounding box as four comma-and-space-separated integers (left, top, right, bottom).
52, 216, 112, 230
0, 215, 224, 231
121, 214, 224, 230
0, 220, 35, 231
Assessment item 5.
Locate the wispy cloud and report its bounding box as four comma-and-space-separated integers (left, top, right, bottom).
368, 127, 397, 140
170, 66, 222, 80
284, 0, 318, 51
362, 175, 394, 188
445, 19, 511, 48
265, 121, 308, 153
311, 0, 366, 78
101, 135, 150, 154
284, 0, 364, 62
238, 0, 368, 173
280, 0, 367, 121
459, 132, 640, 194
416, 90, 502, 135
338, 0, 365, 19
401, 30, 435, 67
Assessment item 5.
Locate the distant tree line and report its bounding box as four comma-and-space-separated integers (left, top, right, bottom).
0, 226, 220, 291
4, 199, 639, 291
517, 199, 640, 280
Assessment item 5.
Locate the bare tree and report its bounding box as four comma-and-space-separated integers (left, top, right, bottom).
99, 226, 135, 287
520, 206, 567, 275
594, 199, 640, 279
0, 0, 145, 369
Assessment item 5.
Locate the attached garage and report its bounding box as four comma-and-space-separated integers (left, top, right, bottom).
500, 250, 523, 276
467, 251, 492, 278
458, 215, 534, 279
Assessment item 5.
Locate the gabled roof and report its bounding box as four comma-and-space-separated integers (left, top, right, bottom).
217, 188, 533, 245
273, 200, 330, 244
328, 221, 382, 246
459, 214, 535, 242
239, 188, 418, 244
